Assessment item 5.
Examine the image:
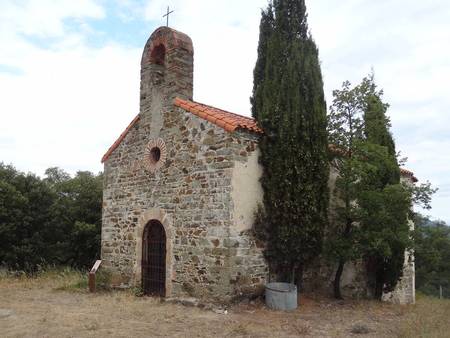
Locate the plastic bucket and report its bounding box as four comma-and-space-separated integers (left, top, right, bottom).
265, 282, 298, 311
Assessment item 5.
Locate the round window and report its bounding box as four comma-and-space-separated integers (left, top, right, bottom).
144, 138, 167, 173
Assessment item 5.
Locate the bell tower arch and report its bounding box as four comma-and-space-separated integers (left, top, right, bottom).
140, 27, 194, 130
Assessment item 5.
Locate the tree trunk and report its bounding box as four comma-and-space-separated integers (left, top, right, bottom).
290, 264, 297, 284
334, 217, 352, 300
297, 264, 304, 292
334, 259, 345, 299
374, 265, 384, 300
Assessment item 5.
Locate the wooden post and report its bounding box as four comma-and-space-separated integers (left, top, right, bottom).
440, 285, 443, 299
89, 260, 102, 293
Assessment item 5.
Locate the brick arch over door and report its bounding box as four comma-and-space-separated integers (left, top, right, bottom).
135, 208, 173, 297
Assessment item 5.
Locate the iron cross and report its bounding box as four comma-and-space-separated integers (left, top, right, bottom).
163, 6, 174, 27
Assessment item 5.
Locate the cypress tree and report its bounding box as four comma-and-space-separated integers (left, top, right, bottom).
252, 0, 329, 284
359, 75, 409, 299
365, 96, 396, 157
362, 75, 396, 158
361, 75, 400, 189
251, 4, 274, 119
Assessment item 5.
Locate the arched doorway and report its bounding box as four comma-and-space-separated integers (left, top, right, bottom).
142, 220, 166, 296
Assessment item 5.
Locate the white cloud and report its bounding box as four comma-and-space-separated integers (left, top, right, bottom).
0, 43, 141, 174
0, 0, 104, 38
306, 1, 450, 222
0, 0, 138, 175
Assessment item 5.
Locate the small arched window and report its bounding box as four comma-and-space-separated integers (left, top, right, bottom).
150, 44, 166, 66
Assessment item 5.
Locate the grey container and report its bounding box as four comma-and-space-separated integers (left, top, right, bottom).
265, 282, 298, 311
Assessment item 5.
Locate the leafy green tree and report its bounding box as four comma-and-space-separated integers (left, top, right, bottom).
0, 173, 27, 267
358, 180, 412, 299
414, 214, 450, 298
45, 169, 103, 268
0, 164, 55, 270
327, 80, 366, 299
44, 167, 71, 186
70, 221, 101, 269
327, 75, 413, 299
63, 171, 103, 267
252, 0, 329, 284
0, 163, 102, 271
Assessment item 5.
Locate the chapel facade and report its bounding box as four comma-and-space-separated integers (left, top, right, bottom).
101, 26, 416, 303
101, 27, 267, 301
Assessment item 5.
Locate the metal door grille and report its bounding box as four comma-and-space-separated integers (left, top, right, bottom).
142, 220, 166, 296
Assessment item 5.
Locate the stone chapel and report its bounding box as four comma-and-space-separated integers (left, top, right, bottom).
101, 26, 416, 303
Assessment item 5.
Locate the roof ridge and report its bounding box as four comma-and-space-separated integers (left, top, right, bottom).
190, 99, 254, 121
173, 97, 262, 134
101, 114, 140, 163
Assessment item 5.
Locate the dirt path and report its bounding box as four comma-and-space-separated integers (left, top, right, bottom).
0, 277, 414, 337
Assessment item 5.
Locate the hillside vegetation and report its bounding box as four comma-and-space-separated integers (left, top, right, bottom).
414, 214, 450, 299
0, 164, 102, 271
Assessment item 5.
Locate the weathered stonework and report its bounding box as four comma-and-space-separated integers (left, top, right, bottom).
102, 107, 267, 300
101, 26, 414, 304
101, 27, 267, 301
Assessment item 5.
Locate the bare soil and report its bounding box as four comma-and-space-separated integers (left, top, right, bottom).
0, 272, 447, 337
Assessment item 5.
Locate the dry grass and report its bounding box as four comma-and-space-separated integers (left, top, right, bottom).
0, 267, 87, 291
397, 293, 450, 338
1, 269, 449, 337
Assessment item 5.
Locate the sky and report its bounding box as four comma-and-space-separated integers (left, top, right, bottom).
0, 0, 449, 223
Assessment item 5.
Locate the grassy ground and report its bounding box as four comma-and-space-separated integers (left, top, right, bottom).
396, 293, 450, 338
0, 269, 448, 337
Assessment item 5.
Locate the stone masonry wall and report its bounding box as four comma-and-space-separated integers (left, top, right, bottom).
382, 247, 415, 304
102, 26, 267, 302
102, 106, 267, 301
228, 135, 268, 299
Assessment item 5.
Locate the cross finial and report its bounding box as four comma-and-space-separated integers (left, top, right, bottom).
163, 6, 174, 27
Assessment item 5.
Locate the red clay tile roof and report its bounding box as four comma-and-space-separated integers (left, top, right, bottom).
101, 114, 140, 163
101, 99, 262, 163
400, 168, 418, 183
174, 97, 263, 134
